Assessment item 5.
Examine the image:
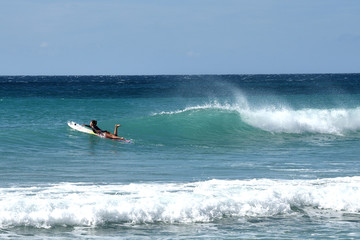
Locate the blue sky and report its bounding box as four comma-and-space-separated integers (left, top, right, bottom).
0, 0, 359, 75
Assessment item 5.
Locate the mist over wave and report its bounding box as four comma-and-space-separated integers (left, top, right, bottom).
1, 177, 360, 228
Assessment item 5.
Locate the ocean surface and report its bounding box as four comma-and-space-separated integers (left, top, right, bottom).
1, 74, 360, 239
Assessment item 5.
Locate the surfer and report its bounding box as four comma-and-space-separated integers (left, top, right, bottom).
84, 120, 125, 140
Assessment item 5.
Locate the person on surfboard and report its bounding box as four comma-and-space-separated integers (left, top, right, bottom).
84, 120, 125, 140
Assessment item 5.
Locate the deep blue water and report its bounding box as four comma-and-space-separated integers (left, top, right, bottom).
1, 74, 360, 239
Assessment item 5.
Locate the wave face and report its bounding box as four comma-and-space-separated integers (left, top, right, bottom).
1, 177, 360, 228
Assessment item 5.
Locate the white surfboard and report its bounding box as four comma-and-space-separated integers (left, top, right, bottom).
67, 121, 96, 135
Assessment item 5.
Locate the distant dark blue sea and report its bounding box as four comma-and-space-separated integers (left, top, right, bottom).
1, 74, 360, 239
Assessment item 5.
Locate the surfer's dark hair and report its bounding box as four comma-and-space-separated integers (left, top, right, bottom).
91, 120, 97, 125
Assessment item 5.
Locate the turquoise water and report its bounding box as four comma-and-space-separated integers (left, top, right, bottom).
1, 75, 360, 239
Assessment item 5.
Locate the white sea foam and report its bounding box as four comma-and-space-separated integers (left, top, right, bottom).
241, 107, 360, 135
1, 177, 360, 228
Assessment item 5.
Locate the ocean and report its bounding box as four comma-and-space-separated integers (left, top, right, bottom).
1, 74, 360, 239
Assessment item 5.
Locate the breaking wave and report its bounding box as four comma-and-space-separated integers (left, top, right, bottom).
150, 101, 360, 136
1, 177, 360, 228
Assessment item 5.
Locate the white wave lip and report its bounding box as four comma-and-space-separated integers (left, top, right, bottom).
1, 177, 360, 228
151, 101, 234, 116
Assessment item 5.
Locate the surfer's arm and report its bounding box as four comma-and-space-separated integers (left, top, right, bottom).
83, 124, 99, 134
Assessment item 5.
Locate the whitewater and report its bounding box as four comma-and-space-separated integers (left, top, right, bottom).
1, 177, 360, 228
1, 74, 360, 239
